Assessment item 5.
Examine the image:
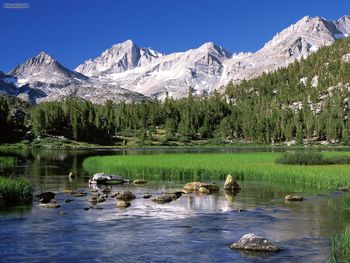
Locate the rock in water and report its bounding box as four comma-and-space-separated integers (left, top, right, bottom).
199, 187, 210, 194
36, 192, 56, 203
223, 174, 241, 191
38, 200, 60, 208
116, 200, 131, 208
115, 190, 136, 201
89, 173, 125, 185
229, 233, 280, 252
143, 192, 152, 199
285, 195, 304, 201
182, 182, 219, 193
110, 192, 119, 198
133, 179, 147, 184
165, 190, 183, 200
152, 195, 173, 204
337, 186, 349, 192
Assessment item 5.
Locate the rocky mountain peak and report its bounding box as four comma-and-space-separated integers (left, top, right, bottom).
197, 42, 231, 58
9, 51, 85, 86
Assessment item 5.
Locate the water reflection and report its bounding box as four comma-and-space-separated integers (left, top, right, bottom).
0, 148, 346, 262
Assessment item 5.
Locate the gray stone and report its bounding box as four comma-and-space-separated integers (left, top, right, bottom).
116, 190, 136, 201
229, 233, 280, 252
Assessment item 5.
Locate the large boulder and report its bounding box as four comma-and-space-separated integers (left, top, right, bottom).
182, 182, 219, 193
223, 174, 241, 191
229, 233, 280, 252
115, 190, 136, 201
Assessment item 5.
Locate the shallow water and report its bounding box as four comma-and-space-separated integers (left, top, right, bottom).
0, 148, 347, 262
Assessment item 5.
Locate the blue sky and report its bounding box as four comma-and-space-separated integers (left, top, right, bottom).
0, 0, 349, 72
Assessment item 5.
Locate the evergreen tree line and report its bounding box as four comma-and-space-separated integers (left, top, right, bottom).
1, 37, 350, 145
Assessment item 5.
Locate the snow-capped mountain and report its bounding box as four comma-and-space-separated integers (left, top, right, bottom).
10, 51, 86, 85
73, 15, 350, 99
220, 15, 350, 85
4, 52, 147, 103
75, 40, 163, 77
1, 15, 350, 103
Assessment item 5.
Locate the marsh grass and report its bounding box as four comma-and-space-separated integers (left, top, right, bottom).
83, 152, 350, 189
0, 177, 33, 207
0, 156, 15, 173
330, 226, 350, 263
276, 151, 350, 165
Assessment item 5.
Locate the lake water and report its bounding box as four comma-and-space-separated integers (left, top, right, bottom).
0, 148, 347, 262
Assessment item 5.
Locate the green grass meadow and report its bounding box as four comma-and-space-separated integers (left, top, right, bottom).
83, 151, 350, 189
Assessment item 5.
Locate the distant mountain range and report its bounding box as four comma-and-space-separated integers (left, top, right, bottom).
1, 15, 350, 104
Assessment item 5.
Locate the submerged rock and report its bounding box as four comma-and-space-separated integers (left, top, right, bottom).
116, 190, 136, 201
285, 195, 304, 201
36, 192, 56, 203
337, 186, 349, 192
223, 174, 241, 191
116, 200, 131, 208
133, 179, 147, 185
182, 182, 219, 193
229, 233, 280, 252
